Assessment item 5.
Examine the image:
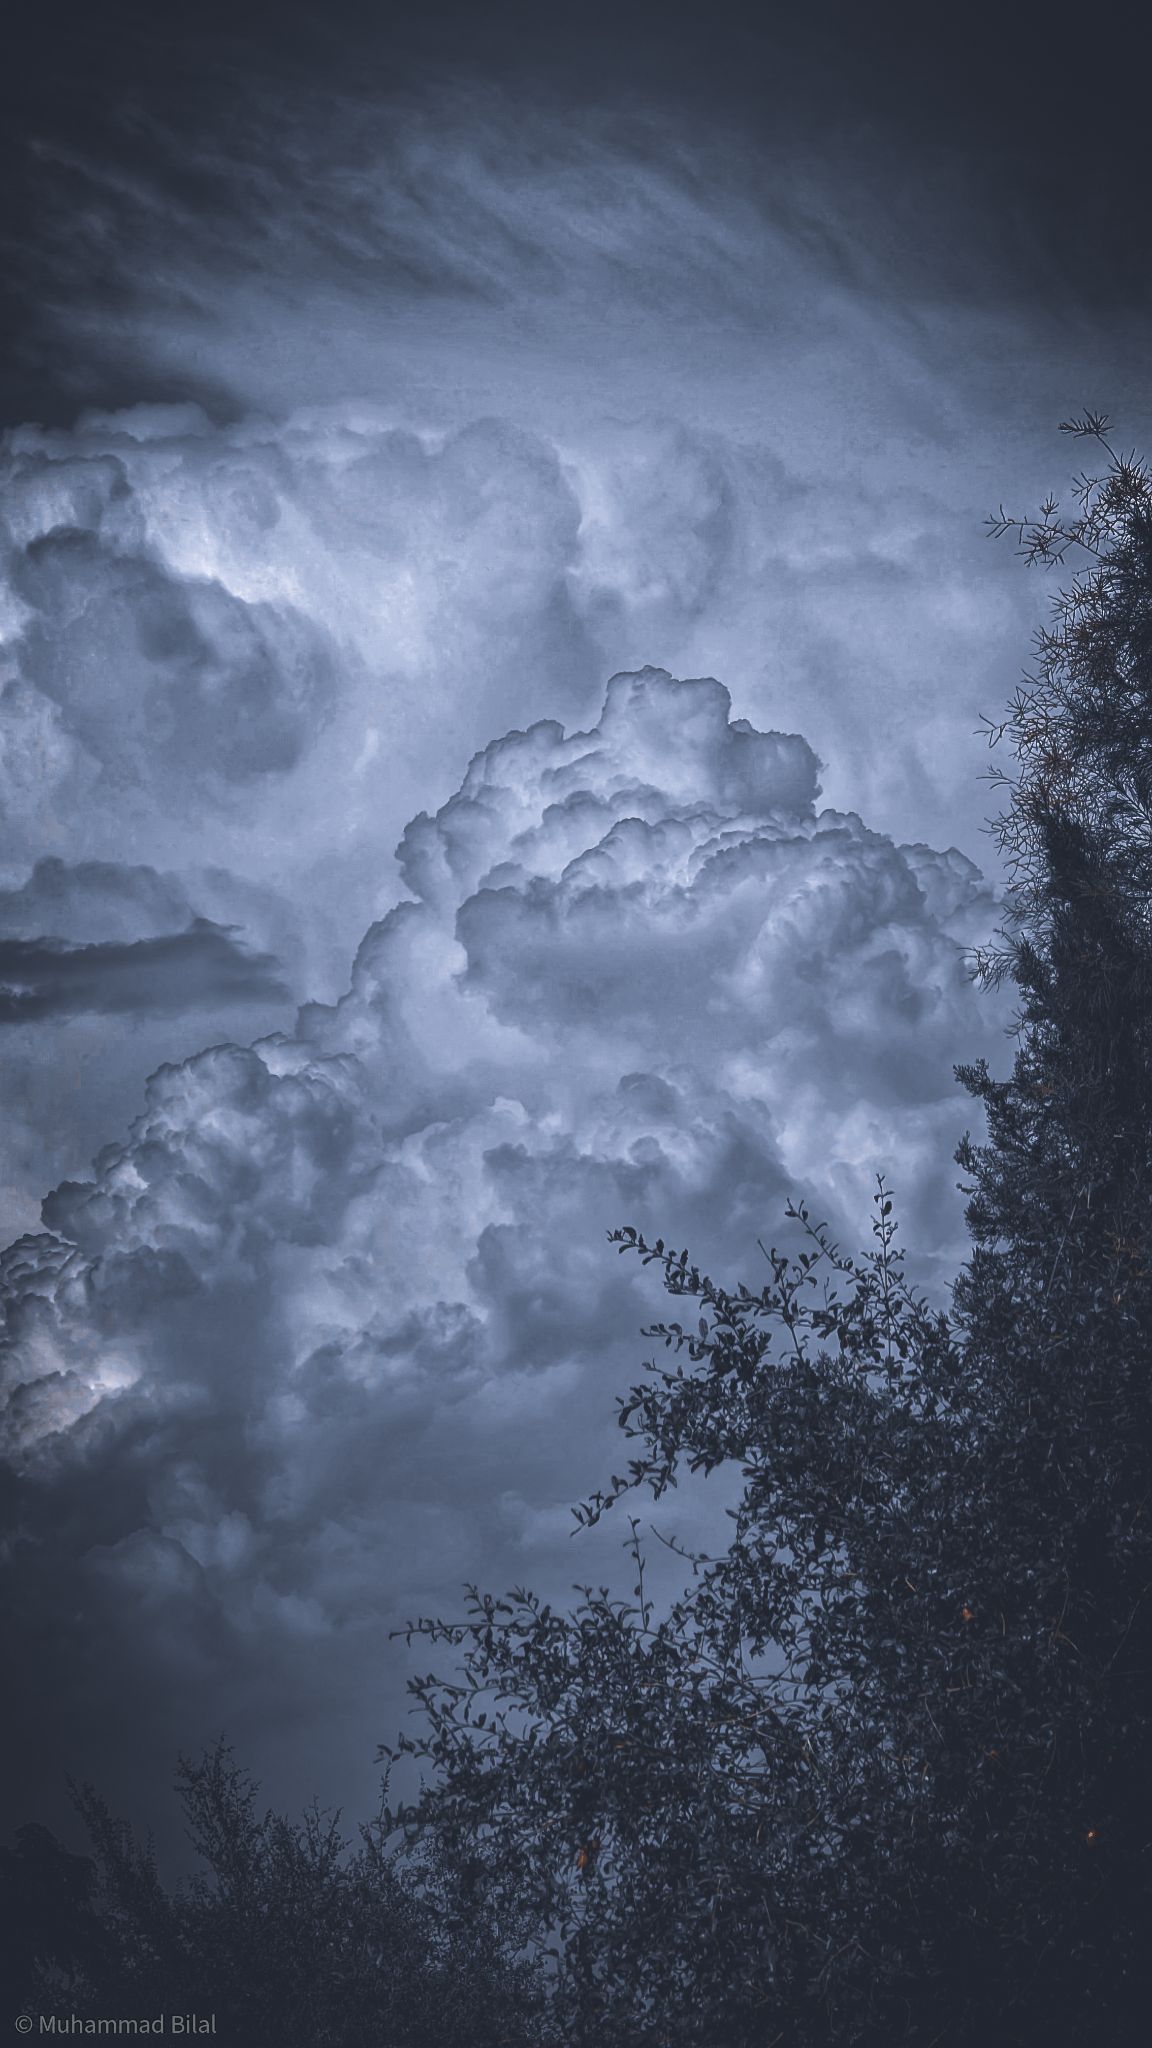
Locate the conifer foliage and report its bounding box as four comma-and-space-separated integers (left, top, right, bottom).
385, 422, 1152, 2046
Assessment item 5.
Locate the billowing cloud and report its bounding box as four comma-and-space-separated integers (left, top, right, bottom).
0, 393, 1033, 1249
0, 406, 594, 944
0, 669, 1006, 1843
0, 397, 1027, 936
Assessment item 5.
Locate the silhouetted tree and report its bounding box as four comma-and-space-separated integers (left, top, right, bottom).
4, 1743, 556, 2046
384, 421, 1152, 2046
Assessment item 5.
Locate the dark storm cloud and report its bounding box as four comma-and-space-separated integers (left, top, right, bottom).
0, 922, 288, 1023
0, 857, 223, 944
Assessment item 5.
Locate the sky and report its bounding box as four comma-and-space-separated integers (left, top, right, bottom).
3, 0, 1150, 1855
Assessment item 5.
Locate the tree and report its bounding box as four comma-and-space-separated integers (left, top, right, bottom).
3, 1744, 556, 2046
384, 422, 1152, 2046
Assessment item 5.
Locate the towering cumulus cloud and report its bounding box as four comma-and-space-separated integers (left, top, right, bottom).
0, 668, 1003, 1834
0, 398, 1025, 1248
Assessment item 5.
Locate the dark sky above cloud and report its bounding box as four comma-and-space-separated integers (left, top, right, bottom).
1, 0, 1148, 1862
3, 0, 1150, 423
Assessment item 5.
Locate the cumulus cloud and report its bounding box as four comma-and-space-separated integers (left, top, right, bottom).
0, 401, 599, 1229
0, 669, 1006, 1843
0, 395, 1026, 933
0, 405, 594, 932
0, 390, 1033, 1248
